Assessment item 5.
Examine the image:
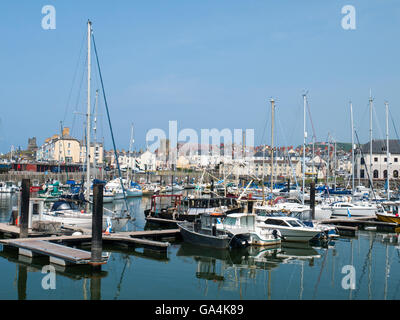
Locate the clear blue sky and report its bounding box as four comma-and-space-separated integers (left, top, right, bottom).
0, 0, 399, 153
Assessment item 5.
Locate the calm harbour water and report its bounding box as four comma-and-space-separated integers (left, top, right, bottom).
0, 193, 399, 300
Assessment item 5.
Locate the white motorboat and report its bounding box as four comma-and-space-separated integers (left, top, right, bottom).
321, 201, 378, 218
255, 212, 321, 242
0, 181, 18, 193
32, 199, 129, 232
216, 213, 281, 246
104, 178, 143, 200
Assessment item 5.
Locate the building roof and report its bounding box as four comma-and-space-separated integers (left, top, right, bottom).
360, 140, 400, 155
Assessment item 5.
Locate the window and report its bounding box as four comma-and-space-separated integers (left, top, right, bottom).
287, 220, 302, 227
395, 158, 398, 163
394, 170, 399, 178
374, 157, 378, 162
384, 158, 387, 162
361, 158, 365, 165
384, 170, 388, 179
223, 217, 237, 226
360, 170, 365, 178
373, 170, 379, 179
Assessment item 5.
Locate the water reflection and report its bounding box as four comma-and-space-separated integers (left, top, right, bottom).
0, 246, 108, 300
2, 192, 400, 299
0, 193, 16, 223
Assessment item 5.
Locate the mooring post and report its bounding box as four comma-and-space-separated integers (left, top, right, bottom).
287, 178, 290, 195
17, 265, 27, 300
91, 183, 103, 270
310, 181, 315, 220
90, 275, 102, 300
19, 179, 30, 238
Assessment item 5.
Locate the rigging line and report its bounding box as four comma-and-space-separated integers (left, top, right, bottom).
113, 254, 130, 300
306, 95, 317, 141
276, 110, 299, 186
71, 54, 87, 139
372, 104, 385, 149
353, 233, 376, 299
354, 130, 377, 200
389, 108, 400, 141
91, 32, 130, 216
62, 30, 86, 125
312, 248, 329, 299
391, 249, 400, 299
355, 103, 370, 143
256, 105, 270, 148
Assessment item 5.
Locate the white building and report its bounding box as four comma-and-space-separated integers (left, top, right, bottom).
355, 140, 400, 180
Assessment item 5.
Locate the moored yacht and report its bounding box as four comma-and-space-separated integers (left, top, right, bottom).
255, 212, 321, 242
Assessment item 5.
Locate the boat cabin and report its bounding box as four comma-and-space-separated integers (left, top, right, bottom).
148, 194, 183, 215
185, 197, 237, 209
261, 217, 307, 228
379, 202, 400, 215
219, 213, 256, 233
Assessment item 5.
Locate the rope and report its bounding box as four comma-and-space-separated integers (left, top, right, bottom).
91, 31, 130, 217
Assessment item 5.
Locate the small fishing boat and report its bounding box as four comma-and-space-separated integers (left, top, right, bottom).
177, 213, 250, 249
144, 195, 240, 222
376, 201, 400, 224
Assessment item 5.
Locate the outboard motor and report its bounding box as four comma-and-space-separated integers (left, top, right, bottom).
272, 229, 284, 240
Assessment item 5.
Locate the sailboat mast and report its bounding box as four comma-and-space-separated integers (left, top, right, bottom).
302, 93, 306, 205
128, 123, 134, 182
369, 90, 373, 189
93, 89, 99, 179
86, 20, 92, 200
386, 101, 390, 200
334, 139, 337, 189
350, 101, 355, 194
270, 98, 275, 194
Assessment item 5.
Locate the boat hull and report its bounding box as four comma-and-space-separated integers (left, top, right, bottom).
330, 207, 377, 218
376, 213, 400, 224
178, 222, 231, 249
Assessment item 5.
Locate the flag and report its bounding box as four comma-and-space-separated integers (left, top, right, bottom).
347, 208, 351, 218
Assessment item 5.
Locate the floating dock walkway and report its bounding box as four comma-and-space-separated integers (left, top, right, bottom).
0, 222, 181, 266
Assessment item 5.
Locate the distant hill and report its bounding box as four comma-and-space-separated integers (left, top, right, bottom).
302, 142, 352, 152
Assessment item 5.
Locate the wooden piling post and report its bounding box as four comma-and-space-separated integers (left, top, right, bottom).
17, 265, 27, 300
19, 179, 30, 238
91, 183, 103, 270
310, 182, 315, 220
287, 178, 290, 195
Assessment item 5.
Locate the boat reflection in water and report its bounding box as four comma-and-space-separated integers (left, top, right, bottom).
176, 241, 321, 288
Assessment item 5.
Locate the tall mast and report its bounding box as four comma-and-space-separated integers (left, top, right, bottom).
93, 89, 99, 179
386, 101, 390, 200
334, 139, 337, 189
369, 90, 373, 189
270, 98, 275, 194
128, 123, 134, 182
86, 20, 92, 200
350, 101, 355, 194
302, 93, 306, 205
